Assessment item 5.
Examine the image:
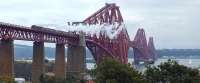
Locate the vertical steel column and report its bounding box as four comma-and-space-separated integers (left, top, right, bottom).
32, 42, 45, 83
0, 39, 14, 78
66, 32, 86, 82
54, 43, 66, 82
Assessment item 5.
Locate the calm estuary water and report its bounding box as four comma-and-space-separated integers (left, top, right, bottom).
17, 58, 200, 70
86, 58, 200, 69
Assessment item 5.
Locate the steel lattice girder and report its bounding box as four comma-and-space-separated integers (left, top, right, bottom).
0, 22, 79, 45
81, 3, 156, 64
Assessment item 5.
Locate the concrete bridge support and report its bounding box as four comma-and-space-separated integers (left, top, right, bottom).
67, 33, 86, 82
0, 39, 14, 78
32, 42, 45, 83
54, 43, 66, 83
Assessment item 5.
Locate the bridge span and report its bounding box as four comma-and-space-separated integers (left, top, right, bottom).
0, 3, 156, 83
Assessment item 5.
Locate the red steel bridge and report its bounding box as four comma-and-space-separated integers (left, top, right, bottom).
0, 3, 156, 82
0, 3, 156, 64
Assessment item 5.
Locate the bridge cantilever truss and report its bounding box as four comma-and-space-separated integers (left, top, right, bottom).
80, 3, 156, 64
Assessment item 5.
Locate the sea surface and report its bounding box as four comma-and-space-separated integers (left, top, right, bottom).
86, 58, 200, 69
16, 58, 200, 70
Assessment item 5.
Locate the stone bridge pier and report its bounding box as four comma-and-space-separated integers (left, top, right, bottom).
54, 43, 66, 83
0, 33, 86, 83
67, 32, 86, 82
32, 41, 45, 83
0, 39, 14, 78
32, 42, 67, 83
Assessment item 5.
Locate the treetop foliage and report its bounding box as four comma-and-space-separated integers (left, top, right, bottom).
144, 59, 200, 83
93, 57, 145, 83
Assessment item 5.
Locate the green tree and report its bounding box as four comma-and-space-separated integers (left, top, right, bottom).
144, 59, 200, 83
92, 57, 145, 83
0, 76, 16, 83
40, 74, 56, 83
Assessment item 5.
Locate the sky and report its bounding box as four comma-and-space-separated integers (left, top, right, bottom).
0, 0, 200, 49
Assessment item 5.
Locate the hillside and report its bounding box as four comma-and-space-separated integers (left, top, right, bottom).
14, 44, 200, 60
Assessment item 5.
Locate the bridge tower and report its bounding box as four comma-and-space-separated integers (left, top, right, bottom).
81, 3, 129, 64
148, 37, 157, 62
132, 28, 149, 64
